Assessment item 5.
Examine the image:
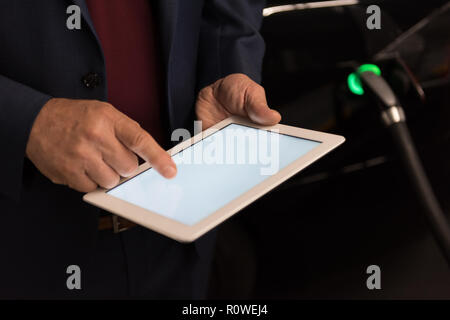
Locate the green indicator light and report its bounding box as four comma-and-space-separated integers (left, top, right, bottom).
358, 64, 381, 76
347, 64, 381, 95
347, 72, 364, 95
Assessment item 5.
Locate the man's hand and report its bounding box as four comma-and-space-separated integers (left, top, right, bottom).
26, 98, 177, 192
196, 73, 281, 129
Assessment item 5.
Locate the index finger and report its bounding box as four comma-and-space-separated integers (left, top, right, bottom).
114, 117, 177, 179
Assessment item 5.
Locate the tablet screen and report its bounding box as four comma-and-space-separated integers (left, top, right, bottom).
107, 124, 321, 225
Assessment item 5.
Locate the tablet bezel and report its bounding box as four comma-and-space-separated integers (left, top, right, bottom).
83, 116, 345, 242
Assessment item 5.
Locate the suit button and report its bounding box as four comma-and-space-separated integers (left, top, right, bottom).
82, 72, 101, 89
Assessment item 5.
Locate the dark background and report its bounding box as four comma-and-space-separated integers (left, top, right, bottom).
209, 0, 450, 299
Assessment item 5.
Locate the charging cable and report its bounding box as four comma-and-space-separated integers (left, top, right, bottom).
351, 65, 450, 265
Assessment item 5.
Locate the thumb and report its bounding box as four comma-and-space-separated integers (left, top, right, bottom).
244, 84, 281, 125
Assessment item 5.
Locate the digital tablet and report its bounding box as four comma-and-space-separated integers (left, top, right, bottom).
83, 116, 345, 242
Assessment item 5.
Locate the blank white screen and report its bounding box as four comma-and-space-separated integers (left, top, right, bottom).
107, 124, 320, 225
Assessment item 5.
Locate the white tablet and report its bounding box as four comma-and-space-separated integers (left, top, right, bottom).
83, 116, 345, 242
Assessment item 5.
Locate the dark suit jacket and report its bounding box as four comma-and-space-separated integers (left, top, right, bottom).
0, 0, 265, 298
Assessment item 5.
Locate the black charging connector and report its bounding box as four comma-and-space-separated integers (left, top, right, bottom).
358, 68, 450, 265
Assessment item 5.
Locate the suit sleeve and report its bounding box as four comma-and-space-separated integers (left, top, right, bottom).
0, 74, 52, 201
197, 0, 266, 89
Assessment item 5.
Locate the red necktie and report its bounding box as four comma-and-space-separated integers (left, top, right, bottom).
86, 0, 166, 144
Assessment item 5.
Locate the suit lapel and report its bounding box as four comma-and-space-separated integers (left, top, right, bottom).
155, 0, 179, 131
72, 0, 100, 43
155, 0, 178, 68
